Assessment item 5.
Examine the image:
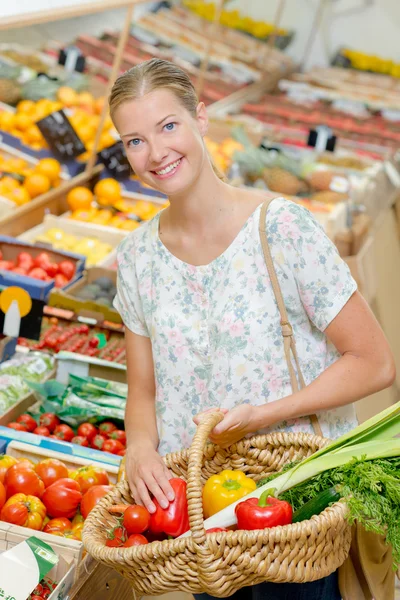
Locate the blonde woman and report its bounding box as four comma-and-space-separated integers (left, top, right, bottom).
111, 59, 395, 600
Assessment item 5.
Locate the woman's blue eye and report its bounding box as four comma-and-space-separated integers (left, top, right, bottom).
128, 139, 141, 147
164, 122, 175, 131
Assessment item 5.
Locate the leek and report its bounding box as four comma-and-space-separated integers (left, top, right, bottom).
180, 401, 400, 537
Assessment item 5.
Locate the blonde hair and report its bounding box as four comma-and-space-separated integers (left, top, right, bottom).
109, 58, 225, 180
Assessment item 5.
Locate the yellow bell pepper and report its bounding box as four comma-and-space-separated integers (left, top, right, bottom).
202, 469, 257, 518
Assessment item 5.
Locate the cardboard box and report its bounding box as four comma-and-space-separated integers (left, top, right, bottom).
49, 266, 121, 324
0, 236, 86, 301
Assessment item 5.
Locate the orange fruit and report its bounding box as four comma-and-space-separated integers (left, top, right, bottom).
94, 178, 121, 203
94, 97, 105, 115
23, 173, 51, 198
0, 112, 15, 131
3, 157, 27, 173
14, 113, 33, 131
25, 125, 44, 145
57, 86, 78, 107
76, 125, 95, 144
16, 100, 36, 115
77, 92, 94, 107
9, 187, 31, 206
35, 158, 62, 183
1, 176, 20, 192
66, 187, 94, 211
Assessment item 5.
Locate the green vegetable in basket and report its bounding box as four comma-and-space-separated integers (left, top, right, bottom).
198, 401, 400, 567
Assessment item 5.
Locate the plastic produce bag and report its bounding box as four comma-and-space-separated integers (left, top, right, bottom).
0, 353, 55, 382
0, 375, 30, 416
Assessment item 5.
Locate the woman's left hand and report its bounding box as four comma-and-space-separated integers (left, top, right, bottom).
194, 404, 259, 448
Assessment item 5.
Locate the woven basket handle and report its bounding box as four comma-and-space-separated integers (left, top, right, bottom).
185, 410, 225, 543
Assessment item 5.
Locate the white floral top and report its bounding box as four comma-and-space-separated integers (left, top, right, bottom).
114, 198, 358, 455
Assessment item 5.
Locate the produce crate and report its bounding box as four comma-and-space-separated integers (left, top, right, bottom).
0, 236, 86, 301
49, 266, 121, 325
17, 214, 125, 267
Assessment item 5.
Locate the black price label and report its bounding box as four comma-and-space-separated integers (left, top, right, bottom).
36, 110, 86, 160
98, 141, 131, 179
307, 125, 337, 153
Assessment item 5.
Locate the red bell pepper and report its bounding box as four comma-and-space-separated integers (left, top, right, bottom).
149, 478, 189, 538
235, 489, 292, 530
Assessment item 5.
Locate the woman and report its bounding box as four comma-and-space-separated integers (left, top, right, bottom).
111, 58, 395, 600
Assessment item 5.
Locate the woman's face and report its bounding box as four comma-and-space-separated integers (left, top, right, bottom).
113, 88, 208, 195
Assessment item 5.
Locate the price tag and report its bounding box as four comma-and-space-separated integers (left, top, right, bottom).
58, 46, 86, 73
307, 125, 337, 153
36, 110, 85, 160
98, 141, 131, 180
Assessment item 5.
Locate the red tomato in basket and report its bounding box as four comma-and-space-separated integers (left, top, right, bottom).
98, 422, 117, 437
17, 251, 34, 270
53, 424, 74, 442
71, 435, 89, 447
108, 430, 126, 445
123, 534, 148, 547
77, 422, 97, 441
43, 262, 58, 278
5, 464, 45, 498
28, 267, 48, 280
91, 434, 107, 451
34, 252, 51, 269
57, 260, 75, 280
43, 517, 72, 535
103, 439, 125, 455
122, 505, 150, 536
33, 426, 51, 437
12, 267, 28, 275
16, 414, 37, 432
35, 458, 68, 488
106, 525, 127, 547
42, 478, 82, 519
0, 260, 15, 270
7, 422, 29, 431
80, 484, 112, 519
54, 274, 68, 288
39, 413, 60, 433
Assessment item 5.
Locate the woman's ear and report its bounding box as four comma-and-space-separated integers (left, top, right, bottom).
196, 102, 209, 137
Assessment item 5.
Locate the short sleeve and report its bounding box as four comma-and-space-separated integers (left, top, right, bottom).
267, 199, 357, 332
113, 240, 149, 337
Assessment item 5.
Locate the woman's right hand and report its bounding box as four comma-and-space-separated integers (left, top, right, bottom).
125, 442, 175, 514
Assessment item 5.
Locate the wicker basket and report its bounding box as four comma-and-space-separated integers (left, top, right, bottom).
82, 412, 352, 598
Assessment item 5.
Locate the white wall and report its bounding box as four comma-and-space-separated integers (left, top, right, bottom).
227, 0, 400, 69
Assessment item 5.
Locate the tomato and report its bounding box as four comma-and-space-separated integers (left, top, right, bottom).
33, 426, 51, 437
17, 252, 34, 269
12, 267, 29, 275
34, 252, 50, 268
31, 595, 44, 600
108, 430, 126, 445
103, 439, 125, 455
16, 414, 37, 432
118, 449, 126, 457
0, 481, 5, 511
105, 525, 127, 547
91, 434, 107, 451
98, 422, 117, 437
0, 260, 15, 270
43, 517, 72, 534
54, 274, 68, 288
89, 337, 99, 348
206, 528, 228, 533
5, 464, 45, 498
77, 422, 97, 441
7, 422, 29, 431
122, 505, 150, 536
70, 465, 109, 494
53, 424, 75, 442
1, 493, 46, 530
80, 484, 112, 519
35, 459, 68, 488
32, 583, 44, 596
39, 413, 60, 432
71, 436, 89, 447
28, 267, 48, 280
123, 534, 148, 547
57, 260, 75, 280
42, 478, 82, 519
43, 262, 58, 278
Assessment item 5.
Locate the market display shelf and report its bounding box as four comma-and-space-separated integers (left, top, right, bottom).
56, 351, 126, 384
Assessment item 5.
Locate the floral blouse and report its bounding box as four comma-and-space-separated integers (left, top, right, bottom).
114, 198, 358, 455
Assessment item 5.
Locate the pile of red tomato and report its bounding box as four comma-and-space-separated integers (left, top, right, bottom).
0, 455, 113, 540
28, 577, 57, 600
0, 250, 76, 288
7, 413, 126, 456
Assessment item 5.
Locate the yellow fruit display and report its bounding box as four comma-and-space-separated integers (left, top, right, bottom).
68, 201, 165, 230
204, 136, 243, 174
34, 228, 113, 266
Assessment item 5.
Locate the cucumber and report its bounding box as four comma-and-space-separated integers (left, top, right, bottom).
292, 487, 341, 523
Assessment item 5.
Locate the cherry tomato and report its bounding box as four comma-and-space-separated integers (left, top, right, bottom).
32, 583, 44, 595
5, 464, 45, 498
108, 430, 126, 445
7, 422, 29, 431
122, 505, 150, 536
77, 422, 97, 441
91, 434, 107, 451
71, 435, 89, 447
53, 424, 75, 442
42, 478, 82, 519
16, 414, 37, 432
89, 337, 99, 348
80, 485, 112, 519
123, 534, 148, 547
33, 426, 51, 437
57, 260, 75, 280
105, 525, 127, 547
31, 595, 44, 600
98, 422, 117, 437
103, 439, 125, 455
39, 413, 60, 433
35, 458, 68, 488
206, 528, 228, 533
78, 324, 89, 334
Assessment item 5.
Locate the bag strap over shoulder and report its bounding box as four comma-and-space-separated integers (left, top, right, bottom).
259, 197, 323, 438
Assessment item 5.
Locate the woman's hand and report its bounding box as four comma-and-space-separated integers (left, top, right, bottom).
193, 405, 259, 448
125, 441, 175, 514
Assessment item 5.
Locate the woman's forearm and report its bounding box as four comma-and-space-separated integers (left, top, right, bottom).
251, 351, 395, 431
125, 388, 159, 450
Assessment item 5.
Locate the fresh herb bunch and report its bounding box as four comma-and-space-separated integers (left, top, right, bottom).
258, 456, 400, 567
